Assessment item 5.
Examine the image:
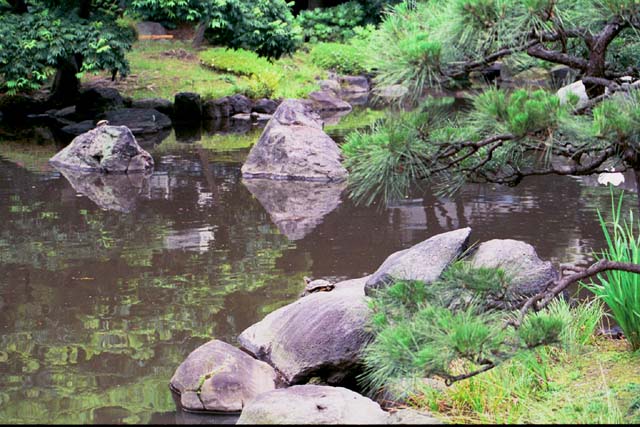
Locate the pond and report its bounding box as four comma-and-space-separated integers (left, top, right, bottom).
0, 119, 637, 424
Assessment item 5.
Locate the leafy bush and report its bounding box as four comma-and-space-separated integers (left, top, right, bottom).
128, 0, 204, 26
203, 0, 300, 59
296, 1, 366, 43
309, 42, 368, 75
584, 192, 640, 350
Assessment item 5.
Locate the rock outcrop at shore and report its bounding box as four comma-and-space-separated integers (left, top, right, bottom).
238, 277, 371, 386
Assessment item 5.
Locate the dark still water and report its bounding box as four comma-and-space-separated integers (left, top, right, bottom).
0, 126, 637, 424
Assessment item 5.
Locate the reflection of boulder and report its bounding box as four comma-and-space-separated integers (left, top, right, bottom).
55, 167, 150, 212
243, 179, 345, 241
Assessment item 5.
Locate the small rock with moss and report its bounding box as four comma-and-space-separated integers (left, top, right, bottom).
170, 339, 277, 413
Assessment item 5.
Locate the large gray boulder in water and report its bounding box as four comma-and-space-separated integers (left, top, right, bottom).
364, 228, 472, 296
236, 385, 389, 425
242, 179, 345, 241
238, 277, 372, 385
241, 99, 348, 182
170, 339, 277, 413
469, 239, 559, 309
49, 125, 154, 173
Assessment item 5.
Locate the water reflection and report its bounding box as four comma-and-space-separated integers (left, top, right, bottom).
243, 179, 346, 241
0, 131, 638, 424
54, 167, 151, 213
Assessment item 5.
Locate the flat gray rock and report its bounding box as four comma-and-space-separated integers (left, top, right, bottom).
242, 179, 345, 241
238, 276, 372, 385
50, 125, 154, 173
170, 339, 277, 413
469, 239, 558, 309
365, 228, 472, 296
241, 99, 348, 182
99, 108, 172, 135
236, 385, 389, 425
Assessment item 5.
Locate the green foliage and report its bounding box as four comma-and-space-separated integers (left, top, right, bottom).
0, 3, 135, 94
471, 88, 564, 137
592, 91, 640, 145
518, 311, 564, 348
584, 191, 640, 350
544, 298, 604, 349
200, 47, 313, 98
296, 1, 366, 43
309, 42, 368, 75
360, 254, 609, 396
128, 0, 204, 25
199, 47, 273, 76
203, 0, 301, 59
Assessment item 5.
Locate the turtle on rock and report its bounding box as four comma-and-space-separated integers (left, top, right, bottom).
300, 276, 335, 298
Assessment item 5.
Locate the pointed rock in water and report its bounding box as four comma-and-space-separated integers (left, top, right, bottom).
236, 385, 389, 425
50, 125, 154, 173
469, 239, 558, 309
241, 99, 348, 182
170, 339, 277, 413
242, 178, 345, 241
238, 276, 371, 385
364, 228, 472, 296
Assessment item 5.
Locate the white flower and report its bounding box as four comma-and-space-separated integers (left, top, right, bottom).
597, 172, 625, 186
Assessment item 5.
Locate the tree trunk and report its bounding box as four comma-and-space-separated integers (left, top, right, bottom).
49, 57, 81, 107
7, 0, 28, 13
192, 21, 208, 49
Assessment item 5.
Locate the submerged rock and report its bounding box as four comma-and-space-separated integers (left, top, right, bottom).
364, 228, 472, 296
242, 179, 345, 241
170, 340, 277, 413
238, 276, 372, 385
55, 167, 150, 212
61, 120, 96, 137
469, 239, 558, 309
241, 99, 348, 182
99, 108, 172, 136
50, 125, 154, 173
308, 90, 352, 112
236, 385, 389, 425
131, 98, 174, 117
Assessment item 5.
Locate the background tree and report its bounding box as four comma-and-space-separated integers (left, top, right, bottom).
0, 0, 135, 105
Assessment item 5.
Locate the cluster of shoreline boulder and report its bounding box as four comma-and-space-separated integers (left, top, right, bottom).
168, 226, 557, 424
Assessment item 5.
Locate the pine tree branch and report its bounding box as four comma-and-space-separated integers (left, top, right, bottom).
513, 260, 640, 327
